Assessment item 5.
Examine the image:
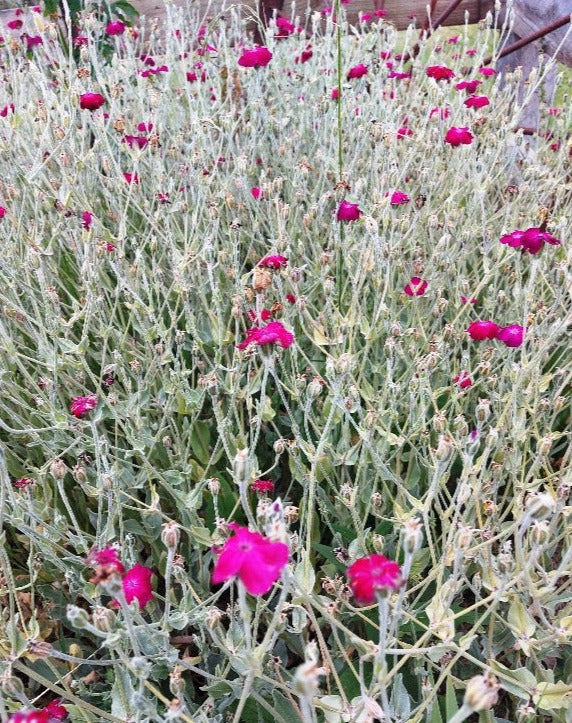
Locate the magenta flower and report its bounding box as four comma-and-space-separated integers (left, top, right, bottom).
70, 394, 98, 419
404, 276, 428, 296
453, 371, 473, 389
426, 65, 455, 81
79, 92, 105, 111
455, 79, 482, 93
347, 64, 368, 80
0, 207, 6, 219
238, 47, 272, 68
390, 191, 410, 206
1, 103, 15, 117
331, 88, 340, 100
251, 478, 275, 494
237, 321, 294, 350
105, 20, 126, 35
429, 106, 451, 120
258, 254, 287, 269
460, 296, 477, 305
500, 227, 560, 255
123, 135, 149, 150
212, 523, 289, 595
479, 67, 496, 77
88, 546, 125, 574
250, 186, 262, 200
81, 211, 93, 230
347, 553, 402, 605
445, 126, 474, 146
467, 321, 500, 340
275, 16, 296, 37
496, 324, 524, 348
8, 711, 51, 723
7, 19, 23, 30
337, 200, 362, 222
13, 477, 34, 489
122, 564, 154, 607
123, 172, 139, 185
464, 95, 490, 109
42, 700, 67, 721
388, 71, 411, 80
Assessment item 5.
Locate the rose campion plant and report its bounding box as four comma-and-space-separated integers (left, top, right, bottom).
426, 65, 455, 81
404, 276, 428, 296
70, 394, 98, 419
347, 64, 368, 80
237, 321, 294, 350
337, 200, 362, 222
79, 93, 106, 111
496, 324, 524, 348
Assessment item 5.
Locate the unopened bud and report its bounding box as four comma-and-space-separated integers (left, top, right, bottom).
476, 399, 491, 423
92, 606, 115, 633
51, 458, 68, 479
207, 477, 220, 496
233, 449, 250, 486
273, 438, 286, 455
530, 520, 549, 546
538, 436, 552, 456
67, 605, 89, 629
463, 674, 500, 712
307, 377, 323, 399
403, 517, 423, 554
457, 526, 473, 550
253, 266, 272, 291
525, 491, 556, 520
161, 521, 181, 549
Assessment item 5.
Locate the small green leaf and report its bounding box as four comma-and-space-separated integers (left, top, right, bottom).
189, 526, 212, 547
508, 599, 536, 638
445, 677, 459, 720
533, 682, 572, 711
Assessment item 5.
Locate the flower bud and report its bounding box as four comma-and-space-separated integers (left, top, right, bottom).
403, 517, 423, 554
530, 520, 549, 546
131, 656, 152, 679
453, 414, 468, 436
233, 449, 250, 486
538, 436, 552, 456
51, 458, 68, 479
457, 526, 473, 550
307, 377, 323, 399
372, 534, 384, 553
435, 435, 453, 461
463, 674, 500, 712
67, 605, 89, 629
273, 438, 286, 455
92, 606, 115, 633
253, 266, 272, 291
476, 399, 491, 423
161, 521, 181, 550
207, 477, 220, 496
525, 491, 556, 520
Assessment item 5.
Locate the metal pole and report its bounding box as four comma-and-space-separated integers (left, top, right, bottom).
482, 13, 572, 65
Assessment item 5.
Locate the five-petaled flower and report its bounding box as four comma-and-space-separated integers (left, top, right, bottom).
496, 324, 524, 348
122, 563, 154, 607
258, 254, 287, 269
70, 394, 98, 419
237, 321, 294, 350
453, 371, 473, 389
404, 276, 428, 296
467, 321, 500, 341
212, 523, 289, 595
347, 64, 368, 80
464, 95, 490, 109
105, 20, 126, 36
79, 93, 106, 111
337, 200, 362, 222
347, 553, 402, 605
238, 47, 272, 68
426, 65, 455, 81
390, 191, 410, 206
500, 227, 560, 255
445, 127, 474, 146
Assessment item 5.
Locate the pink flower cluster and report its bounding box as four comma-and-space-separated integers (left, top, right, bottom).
70, 394, 98, 419
237, 321, 294, 350
467, 321, 525, 348
88, 547, 154, 608
238, 46, 272, 68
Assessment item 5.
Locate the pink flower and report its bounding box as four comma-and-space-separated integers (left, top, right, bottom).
258, 254, 287, 269
380, 50, 392, 60
237, 321, 294, 350
374, 9, 387, 17
123, 135, 149, 149
24, 34, 43, 49
496, 324, 524, 348
123, 172, 139, 185
0, 206, 6, 219
453, 371, 473, 389
479, 67, 496, 77
73, 36, 88, 46
347, 64, 368, 80
455, 79, 482, 93
1, 103, 15, 117
7, 19, 23, 30
426, 65, 455, 81
88, 546, 125, 574
445, 126, 474, 146
467, 321, 500, 340
397, 126, 413, 139
286, 293, 296, 304
390, 191, 410, 206
500, 227, 560, 254
138, 121, 153, 132
248, 308, 272, 323
212, 523, 289, 595
429, 106, 451, 120
106, 20, 126, 35
8, 712, 51, 723
464, 95, 490, 109
79, 92, 105, 111
388, 71, 411, 80
275, 16, 296, 37
43, 700, 68, 720
122, 564, 154, 607
337, 200, 362, 222
250, 186, 262, 200
238, 47, 272, 68
403, 276, 428, 296
13, 477, 34, 489
346, 553, 402, 605
448, 35, 459, 44
70, 394, 98, 419
460, 296, 477, 305
251, 478, 275, 494
295, 47, 313, 64
331, 88, 340, 100
81, 211, 93, 230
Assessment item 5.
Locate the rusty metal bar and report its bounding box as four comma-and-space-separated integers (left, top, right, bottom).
482, 13, 572, 65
